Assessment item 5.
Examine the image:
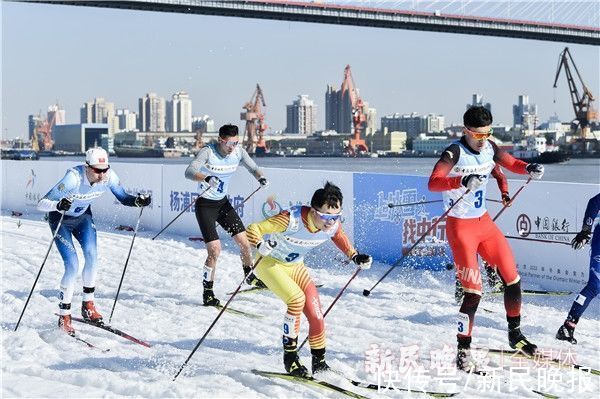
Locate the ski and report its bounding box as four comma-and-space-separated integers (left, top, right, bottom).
532, 390, 560, 399
67, 315, 152, 348
488, 289, 572, 296
69, 332, 110, 353
211, 304, 263, 319
229, 283, 324, 296
251, 369, 369, 399
346, 376, 458, 397
484, 348, 600, 376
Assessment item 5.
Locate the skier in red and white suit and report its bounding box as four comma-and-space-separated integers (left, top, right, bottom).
428, 106, 545, 371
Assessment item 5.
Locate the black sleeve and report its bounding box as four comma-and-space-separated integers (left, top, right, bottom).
439, 143, 460, 167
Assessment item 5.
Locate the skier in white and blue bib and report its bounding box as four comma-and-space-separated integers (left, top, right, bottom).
185, 124, 269, 306
37, 147, 151, 335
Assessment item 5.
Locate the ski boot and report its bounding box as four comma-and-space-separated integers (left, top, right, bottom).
508, 316, 537, 356
243, 265, 267, 289
556, 321, 577, 344
82, 300, 104, 323
58, 314, 75, 336
311, 348, 331, 374
456, 336, 479, 373
203, 280, 221, 306
283, 336, 309, 377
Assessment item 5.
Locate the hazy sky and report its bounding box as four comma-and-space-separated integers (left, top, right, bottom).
2, 1, 599, 139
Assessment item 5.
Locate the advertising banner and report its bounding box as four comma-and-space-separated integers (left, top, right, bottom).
353, 173, 450, 270
490, 180, 599, 292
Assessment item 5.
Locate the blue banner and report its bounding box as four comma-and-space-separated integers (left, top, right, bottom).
353, 173, 453, 271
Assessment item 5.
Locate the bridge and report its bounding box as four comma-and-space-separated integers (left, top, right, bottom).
13, 0, 600, 45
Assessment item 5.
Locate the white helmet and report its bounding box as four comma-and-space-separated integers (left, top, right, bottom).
85, 147, 109, 168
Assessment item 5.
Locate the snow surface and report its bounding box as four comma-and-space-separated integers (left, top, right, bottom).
1, 214, 598, 398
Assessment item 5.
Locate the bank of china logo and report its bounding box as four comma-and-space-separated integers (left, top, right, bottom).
26, 169, 36, 189
262, 195, 282, 218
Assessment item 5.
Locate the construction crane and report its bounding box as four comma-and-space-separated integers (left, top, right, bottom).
240, 84, 267, 154
553, 47, 597, 138
341, 65, 368, 155
34, 107, 57, 151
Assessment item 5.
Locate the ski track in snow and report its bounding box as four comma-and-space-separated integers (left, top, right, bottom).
1, 214, 598, 398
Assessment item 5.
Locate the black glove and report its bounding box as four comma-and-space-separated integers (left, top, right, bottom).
351, 252, 373, 270
501, 192, 511, 207
526, 163, 544, 180
56, 197, 73, 212
571, 230, 592, 250
134, 194, 152, 207
204, 175, 221, 189
461, 174, 485, 191
258, 177, 269, 187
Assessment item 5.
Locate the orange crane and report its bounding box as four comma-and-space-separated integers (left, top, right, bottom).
553, 47, 597, 137
34, 108, 57, 151
341, 65, 368, 155
240, 84, 268, 154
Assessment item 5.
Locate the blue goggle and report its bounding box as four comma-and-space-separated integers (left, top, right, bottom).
314, 208, 342, 221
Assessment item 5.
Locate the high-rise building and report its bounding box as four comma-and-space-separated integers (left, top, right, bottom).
380, 112, 445, 138
138, 92, 166, 132
286, 95, 316, 135
366, 106, 377, 136
167, 91, 193, 132
325, 83, 363, 134
47, 104, 66, 126
325, 84, 340, 131
424, 113, 445, 133
467, 94, 492, 113
115, 109, 138, 132
512, 94, 538, 129
192, 115, 215, 133
81, 98, 116, 134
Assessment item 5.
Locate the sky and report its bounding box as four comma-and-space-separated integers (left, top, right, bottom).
2, 1, 599, 139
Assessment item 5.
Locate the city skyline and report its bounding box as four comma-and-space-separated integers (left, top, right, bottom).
2, 1, 599, 139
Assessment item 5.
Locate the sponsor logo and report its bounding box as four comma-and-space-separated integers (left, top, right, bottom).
262, 195, 282, 219
26, 169, 36, 189
516, 214, 531, 236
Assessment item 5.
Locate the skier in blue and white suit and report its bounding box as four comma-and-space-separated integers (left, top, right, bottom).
556, 192, 600, 344
37, 147, 151, 334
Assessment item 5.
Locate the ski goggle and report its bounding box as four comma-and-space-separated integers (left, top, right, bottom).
86, 163, 110, 174
219, 138, 239, 148
313, 208, 342, 222
464, 126, 493, 140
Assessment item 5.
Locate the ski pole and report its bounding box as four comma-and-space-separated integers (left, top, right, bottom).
505, 236, 572, 246
173, 256, 263, 381
298, 266, 361, 351
363, 189, 471, 297
388, 200, 442, 208
151, 186, 211, 240
492, 177, 532, 222
15, 211, 66, 331
109, 206, 144, 323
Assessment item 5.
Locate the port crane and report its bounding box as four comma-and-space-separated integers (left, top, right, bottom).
341, 65, 368, 155
553, 47, 597, 137
240, 84, 268, 154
